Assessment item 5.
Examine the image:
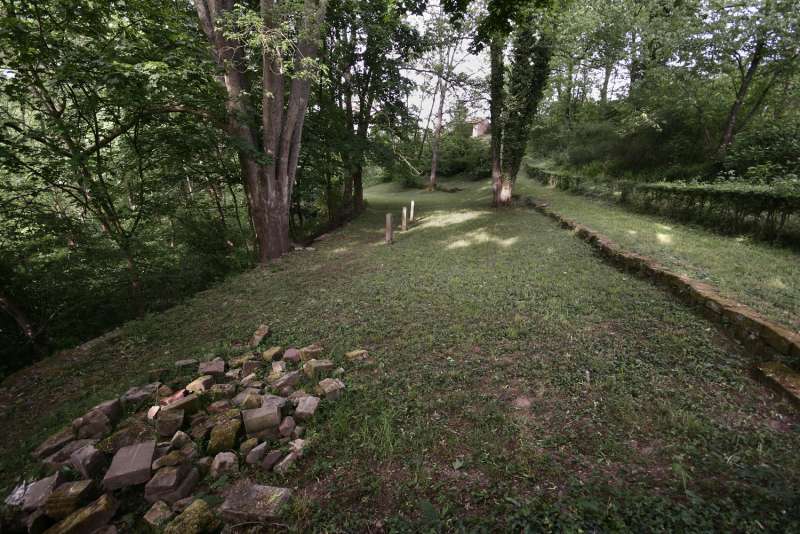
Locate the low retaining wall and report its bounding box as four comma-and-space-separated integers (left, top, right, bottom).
525, 197, 800, 366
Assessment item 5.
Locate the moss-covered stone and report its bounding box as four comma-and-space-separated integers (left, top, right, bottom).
163, 499, 220, 534
206, 418, 241, 455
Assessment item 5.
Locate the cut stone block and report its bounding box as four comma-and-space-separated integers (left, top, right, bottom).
219, 480, 292, 522
299, 343, 323, 362
249, 324, 270, 347
317, 378, 346, 400
102, 440, 155, 491
242, 405, 281, 435
185, 375, 214, 394
33, 428, 74, 459
208, 400, 231, 414
245, 442, 267, 465
156, 409, 184, 438
303, 359, 334, 380
91, 399, 122, 424
294, 396, 320, 421
43, 493, 118, 534
144, 465, 199, 504
69, 445, 106, 480
210, 383, 236, 400
22, 472, 65, 512
271, 370, 302, 391
199, 359, 225, 378
170, 431, 191, 450
755, 361, 800, 408
44, 480, 94, 520
162, 393, 200, 415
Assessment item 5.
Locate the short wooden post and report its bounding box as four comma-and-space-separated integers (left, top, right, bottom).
410, 200, 415, 222
385, 213, 393, 244
401, 207, 408, 231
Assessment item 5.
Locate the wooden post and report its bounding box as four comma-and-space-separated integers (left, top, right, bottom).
401, 207, 408, 231
410, 200, 415, 222
385, 213, 393, 244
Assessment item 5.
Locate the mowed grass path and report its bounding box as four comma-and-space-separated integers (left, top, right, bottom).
1, 178, 799, 530
518, 171, 800, 334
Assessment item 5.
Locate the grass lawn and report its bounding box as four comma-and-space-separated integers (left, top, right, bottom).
1, 177, 799, 531
518, 169, 800, 334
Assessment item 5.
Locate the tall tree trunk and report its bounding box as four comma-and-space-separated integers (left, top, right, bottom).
428, 77, 448, 190
490, 34, 505, 206
600, 63, 612, 103
0, 290, 48, 358
719, 38, 766, 154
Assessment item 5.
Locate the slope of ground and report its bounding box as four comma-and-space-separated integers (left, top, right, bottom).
1, 178, 799, 530
518, 168, 800, 334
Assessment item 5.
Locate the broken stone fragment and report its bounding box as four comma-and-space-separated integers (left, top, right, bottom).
249, 324, 270, 347
162, 393, 200, 415
345, 349, 369, 361
239, 437, 258, 457
292, 425, 305, 439
245, 442, 267, 465
185, 375, 214, 394
143, 500, 173, 528
225, 368, 241, 381
5, 480, 30, 507
299, 343, 324, 362
242, 405, 280, 435
160, 388, 188, 407
120, 383, 159, 410
69, 444, 106, 480
262, 394, 289, 412
33, 428, 74, 459
44, 480, 94, 520
174, 359, 197, 373
294, 396, 320, 421
261, 450, 283, 471
242, 360, 262, 376
267, 361, 286, 383
237, 391, 261, 410
262, 346, 283, 361
210, 452, 238, 478
102, 440, 155, 491
189, 414, 214, 441
271, 370, 302, 392
209, 383, 236, 400
96, 418, 152, 454
219, 480, 292, 522
146, 405, 160, 422
229, 354, 254, 368
289, 438, 307, 456
317, 378, 346, 400
22, 472, 65, 512
91, 399, 122, 424
170, 431, 191, 450
157, 384, 174, 398
163, 499, 220, 534
198, 359, 225, 378
145, 465, 199, 504
172, 496, 195, 513
207, 418, 242, 455
279, 416, 295, 438
207, 400, 231, 414
303, 359, 334, 380
195, 457, 212, 477
282, 348, 301, 364
72, 409, 112, 440
273, 452, 299, 474
288, 390, 309, 405
43, 493, 118, 534
156, 409, 184, 438
240, 373, 259, 387
42, 439, 96, 472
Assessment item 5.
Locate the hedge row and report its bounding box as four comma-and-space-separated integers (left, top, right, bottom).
528, 167, 800, 242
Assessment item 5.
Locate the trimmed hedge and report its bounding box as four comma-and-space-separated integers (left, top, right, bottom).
528, 166, 800, 242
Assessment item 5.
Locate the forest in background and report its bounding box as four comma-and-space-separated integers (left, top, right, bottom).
1, 0, 798, 377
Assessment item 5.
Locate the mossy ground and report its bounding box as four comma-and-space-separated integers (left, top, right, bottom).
1, 177, 799, 531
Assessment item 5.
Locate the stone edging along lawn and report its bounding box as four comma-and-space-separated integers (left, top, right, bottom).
524, 197, 800, 407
